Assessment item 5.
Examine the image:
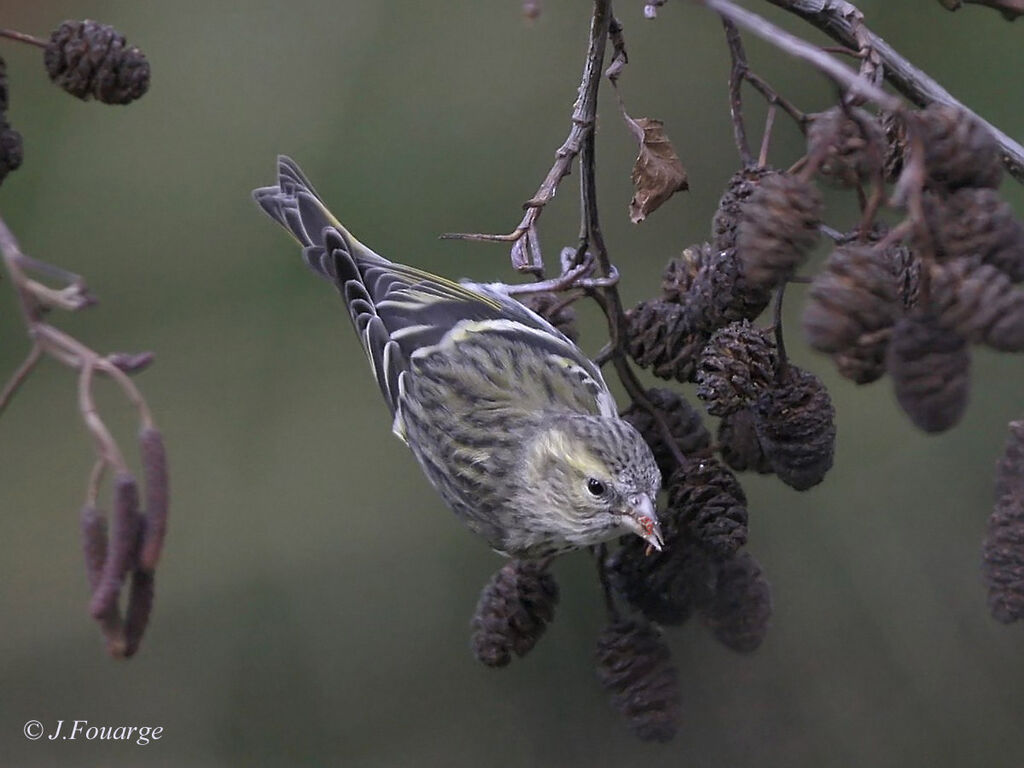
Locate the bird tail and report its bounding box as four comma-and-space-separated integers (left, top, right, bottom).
252, 155, 384, 281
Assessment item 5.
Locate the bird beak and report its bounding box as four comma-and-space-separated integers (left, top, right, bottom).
623, 494, 663, 552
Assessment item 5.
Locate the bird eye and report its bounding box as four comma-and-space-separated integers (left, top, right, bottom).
586, 478, 607, 497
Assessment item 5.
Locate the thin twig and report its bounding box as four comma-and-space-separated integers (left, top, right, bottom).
762, 0, 1024, 182
441, 0, 615, 274
693, 0, 903, 112
958, 0, 1024, 19
0, 344, 42, 417
758, 105, 777, 168
743, 70, 808, 129
722, 19, 754, 167
773, 281, 790, 381
0, 28, 48, 48
593, 543, 619, 619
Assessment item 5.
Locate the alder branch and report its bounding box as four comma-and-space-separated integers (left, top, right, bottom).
938, 0, 1024, 21
441, 0, 613, 276
761, 0, 1024, 182
0, 215, 168, 658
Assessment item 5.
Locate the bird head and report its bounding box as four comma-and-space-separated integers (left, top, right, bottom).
525, 414, 663, 551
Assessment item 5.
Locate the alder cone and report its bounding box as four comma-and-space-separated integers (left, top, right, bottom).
807, 106, 885, 187
696, 321, 778, 417
984, 421, 1024, 623
921, 189, 1024, 283
661, 243, 710, 304
606, 533, 713, 626
712, 166, 779, 252
753, 366, 836, 490
802, 244, 899, 355
700, 552, 772, 654
620, 389, 711, 479
470, 560, 559, 667
917, 103, 1003, 191
666, 456, 749, 558
718, 409, 774, 474
736, 173, 823, 291
595, 619, 680, 742
886, 314, 970, 433
928, 260, 1024, 352
626, 300, 706, 382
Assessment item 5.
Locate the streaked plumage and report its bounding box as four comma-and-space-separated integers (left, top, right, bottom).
253, 156, 662, 557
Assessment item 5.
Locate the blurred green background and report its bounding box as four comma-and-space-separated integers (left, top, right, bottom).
2, 1, 1024, 765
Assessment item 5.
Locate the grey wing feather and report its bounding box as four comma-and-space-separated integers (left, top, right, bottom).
253, 155, 606, 415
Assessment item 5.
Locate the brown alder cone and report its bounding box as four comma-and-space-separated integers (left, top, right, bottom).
915, 103, 1003, 191
470, 560, 559, 667
626, 300, 706, 382
802, 244, 900, 355
920, 188, 1024, 283
696, 321, 778, 417
886, 314, 970, 433
718, 409, 774, 475
712, 166, 779, 252
806, 106, 885, 187
595, 618, 681, 742
606, 532, 713, 626
666, 456, 749, 558
518, 291, 580, 343
753, 366, 836, 491
620, 388, 711, 478
699, 551, 773, 654
928, 259, 1024, 352
44, 20, 150, 105
984, 421, 1024, 623
661, 243, 710, 304
736, 173, 823, 291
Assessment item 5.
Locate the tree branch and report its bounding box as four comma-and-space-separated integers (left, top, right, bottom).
762, 0, 1024, 182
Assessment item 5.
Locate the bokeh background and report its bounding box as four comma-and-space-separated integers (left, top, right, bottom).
2, 1, 1024, 765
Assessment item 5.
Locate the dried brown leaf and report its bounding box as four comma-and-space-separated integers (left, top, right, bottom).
627, 117, 688, 223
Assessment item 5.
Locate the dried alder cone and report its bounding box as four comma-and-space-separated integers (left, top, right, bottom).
667, 456, 749, 557
44, 20, 150, 104
717, 409, 774, 475
518, 291, 579, 343
0, 57, 24, 185
984, 421, 1024, 623
620, 388, 710, 479
928, 260, 1024, 352
753, 366, 836, 491
470, 559, 559, 668
606, 533, 712, 626
807, 106, 885, 187
595, 618, 680, 743
886, 314, 970, 434
626, 299, 705, 382
915, 103, 1003, 191
624, 116, 689, 223
919, 188, 1024, 282
736, 172, 823, 291
701, 552, 772, 654
696, 321, 778, 417
803, 244, 900, 356
713, 166, 778, 252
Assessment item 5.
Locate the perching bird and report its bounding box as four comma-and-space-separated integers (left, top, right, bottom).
253, 156, 662, 558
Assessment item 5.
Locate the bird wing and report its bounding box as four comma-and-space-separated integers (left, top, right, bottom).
253, 156, 614, 419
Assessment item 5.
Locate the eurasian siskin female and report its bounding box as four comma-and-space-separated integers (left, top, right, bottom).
253, 156, 662, 558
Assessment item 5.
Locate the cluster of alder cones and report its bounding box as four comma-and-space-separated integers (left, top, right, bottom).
468, 102, 1024, 742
